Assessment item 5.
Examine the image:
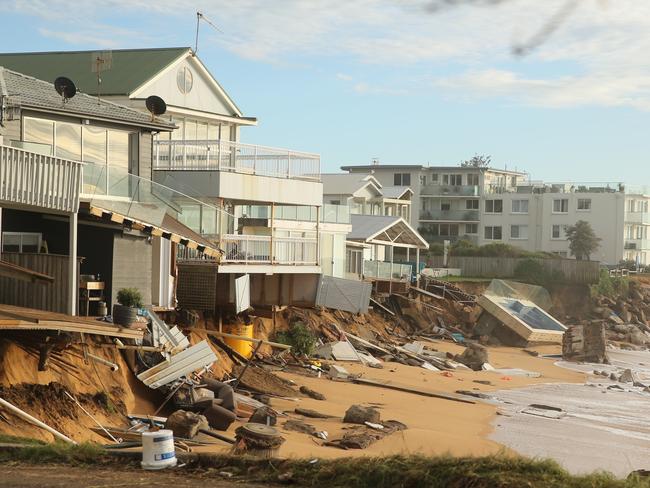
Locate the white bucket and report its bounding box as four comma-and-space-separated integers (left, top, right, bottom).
141, 429, 177, 470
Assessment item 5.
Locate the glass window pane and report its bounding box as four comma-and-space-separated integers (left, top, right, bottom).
108, 130, 129, 169
198, 122, 208, 141
24, 118, 54, 155
220, 124, 231, 142
82, 126, 107, 164
208, 124, 219, 140
171, 119, 184, 140
185, 120, 197, 141
55, 122, 81, 160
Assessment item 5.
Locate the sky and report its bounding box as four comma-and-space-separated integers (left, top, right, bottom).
1, 0, 649, 183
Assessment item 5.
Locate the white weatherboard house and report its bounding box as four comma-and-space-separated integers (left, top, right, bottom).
0, 48, 350, 309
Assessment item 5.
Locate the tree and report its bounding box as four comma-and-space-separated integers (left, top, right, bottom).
460, 154, 491, 168
565, 220, 601, 261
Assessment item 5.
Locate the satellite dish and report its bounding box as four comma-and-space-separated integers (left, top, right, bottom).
54, 77, 76, 103
145, 95, 167, 120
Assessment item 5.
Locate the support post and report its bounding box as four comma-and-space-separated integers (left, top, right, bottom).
270, 203, 275, 265
389, 244, 394, 295
416, 247, 420, 288
406, 247, 410, 261
68, 212, 78, 316
316, 206, 320, 267
0, 206, 3, 253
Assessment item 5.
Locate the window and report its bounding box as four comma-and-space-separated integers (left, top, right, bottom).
441, 201, 451, 211
512, 199, 529, 213
553, 199, 569, 213
439, 224, 459, 236
431, 173, 439, 183
465, 223, 478, 234
485, 199, 503, 213
394, 173, 411, 186
23, 118, 54, 155
467, 174, 479, 186
552, 224, 568, 239
1, 232, 42, 253
55, 121, 81, 160
442, 174, 449, 185
484, 226, 502, 240
419, 175, 427, 186
330, 200, 340, 205
510, 225, 528, 239
450, 174, 462, 186
466, 200, 479, 210
577, 198, 592, 211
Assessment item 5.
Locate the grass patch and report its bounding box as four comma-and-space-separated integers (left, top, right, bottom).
0, 434, 47, 446
193, 454, 650, 488
0, 441, 107, 465
437, 276, 492, 283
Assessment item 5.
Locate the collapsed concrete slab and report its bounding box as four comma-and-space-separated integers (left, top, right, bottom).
562, 323, 608, 363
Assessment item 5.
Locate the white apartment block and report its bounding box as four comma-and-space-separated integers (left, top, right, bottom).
341, 163, 649, 265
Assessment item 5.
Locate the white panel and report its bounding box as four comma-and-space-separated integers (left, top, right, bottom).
235, 274, 250, 314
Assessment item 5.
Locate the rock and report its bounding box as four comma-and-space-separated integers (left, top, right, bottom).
619, 369, 635, 383
454, 343, 489, 371
299, 386, 326, 401
283, 419, 317, 435
294, 408, 337, 419
343, 405, 381, 425
610, 372, 618, 380
164, 410, 209, 439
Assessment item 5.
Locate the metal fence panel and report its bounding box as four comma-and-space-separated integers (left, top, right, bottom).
315, 275, 372, 314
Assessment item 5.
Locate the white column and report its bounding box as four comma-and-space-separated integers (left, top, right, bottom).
406, 247, 410, 261
416, 248, 420, 288
389, 244, 394, 294
68, 212, 78, 315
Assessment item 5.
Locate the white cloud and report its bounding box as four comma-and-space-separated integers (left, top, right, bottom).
6, 0, 650, 109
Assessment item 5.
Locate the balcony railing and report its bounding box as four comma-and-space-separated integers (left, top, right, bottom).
239, 203, 350, 224
421, 184, 479, 197
81, 162, 233, 238
487, 182, 625, 195
363, 260, 412, 281
420, 210, 479, 221
220, 234, 318, 265
625, 239, 650, 250
154, 139, 320, 182
0, 144, 82, 213
626, 212, 650, 225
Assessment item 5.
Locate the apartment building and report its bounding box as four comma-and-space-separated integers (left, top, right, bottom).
341, 163, 649, 265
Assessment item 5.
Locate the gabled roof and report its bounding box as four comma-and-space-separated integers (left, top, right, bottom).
381, 186, 413, 199
0, 47, 246, 118
0, 67, 174, 131
321, 173, 382, 197
348, 214, 428, 249
0, 47, 188, 97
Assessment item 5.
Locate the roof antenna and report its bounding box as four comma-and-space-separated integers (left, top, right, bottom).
91, 51, 112, 105
194, 11, 223, 56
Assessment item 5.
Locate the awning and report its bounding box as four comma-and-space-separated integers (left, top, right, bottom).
348, 215, 428, 249
84, 203, 222, 259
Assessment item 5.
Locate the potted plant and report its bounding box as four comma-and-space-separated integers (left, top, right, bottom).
113, 288, 143, 327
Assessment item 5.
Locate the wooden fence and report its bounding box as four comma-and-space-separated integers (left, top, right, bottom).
0, 253, 81, 313
427, 256, 600, 284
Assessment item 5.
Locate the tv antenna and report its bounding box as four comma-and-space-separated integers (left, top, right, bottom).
54, 77, 77, 105
91, 50, 113, 104
194, 11, 223, 55
145, 95, 167, 121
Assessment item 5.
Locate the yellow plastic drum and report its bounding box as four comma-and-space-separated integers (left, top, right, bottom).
223, 324, 254, 359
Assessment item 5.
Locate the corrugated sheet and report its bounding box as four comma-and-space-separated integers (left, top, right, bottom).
315, 275, 372, 314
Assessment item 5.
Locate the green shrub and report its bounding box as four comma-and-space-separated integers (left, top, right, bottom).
514, 258, 565, 286
116, 288, 143, 308
591, 269, 629, 299
275, 321, 316, 356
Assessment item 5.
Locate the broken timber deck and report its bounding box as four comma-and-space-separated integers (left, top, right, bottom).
0, 304, 144, 339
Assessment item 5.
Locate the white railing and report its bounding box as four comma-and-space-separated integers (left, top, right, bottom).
220, 234, 318, 265
154, 139, 320, 181
0, 144, 82, 213
363, 260, 412, 281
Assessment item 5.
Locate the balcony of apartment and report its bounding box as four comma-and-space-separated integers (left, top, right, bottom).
486, 181, 625, 195
0, 144, 82, 213
420, 184, 480, 197
153, 139, 322, 207
625, 212, 650, 225
240, 203, 351, 226
625, 239, 650, 251
419, 210, 480, 222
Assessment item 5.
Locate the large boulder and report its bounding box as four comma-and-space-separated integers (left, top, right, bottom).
343, 405, 381, 425
454, 343, 489, 371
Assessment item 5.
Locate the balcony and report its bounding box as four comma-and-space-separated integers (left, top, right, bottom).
240, 204, 351, 225
0, 144, 82, 213
153, 140, 322, 207
626, 212, 650, 225
220, 234, 318, 266
363, 260, 412, 281
421, 184, 479, 197
625, 239, 650, 250
419, 210, 479, 222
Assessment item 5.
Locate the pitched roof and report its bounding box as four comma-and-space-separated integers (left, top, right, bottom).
348, 214, 428, 249
0, 47, 189, 96
321, 173, 382, 196
381, 186, 413, 199
0, 67, 174, 130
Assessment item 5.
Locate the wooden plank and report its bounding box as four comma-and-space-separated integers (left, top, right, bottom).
353, 377, 476, 405
204, 330, 292, 350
